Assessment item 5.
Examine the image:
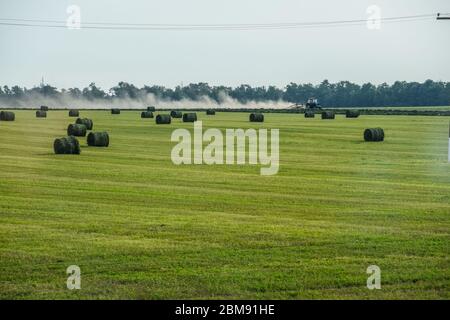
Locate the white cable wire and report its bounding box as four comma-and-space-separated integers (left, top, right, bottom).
0, 14, 437, 31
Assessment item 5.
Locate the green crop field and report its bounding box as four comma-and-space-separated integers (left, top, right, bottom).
363, 106, 450, 111
0, 110, 449, 300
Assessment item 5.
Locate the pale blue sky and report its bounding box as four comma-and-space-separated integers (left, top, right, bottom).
0, 0, 449, 89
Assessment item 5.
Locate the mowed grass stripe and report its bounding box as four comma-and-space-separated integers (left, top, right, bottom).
0, 110, 449, 299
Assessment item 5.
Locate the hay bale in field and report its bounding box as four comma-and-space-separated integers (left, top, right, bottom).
75, 118, 93, 130
304, 111, 315, 118
206, 109, 216, 115
53, 136, 80, 154
183, 113, 197, 122
170, 111, 182, 118
40, 106, 49, 111
346, 110, 360, 118
141, 111, 154, 118
36, 110, 47, 118
87, 132, 109, 147
147, 106, 156, 112
0, 111, 15, 121
67, 123, 87, 136
156, 114, 171, 124
321, 111, 335, 119
69, 109, 79, 117
249, 113, 264, 122
364, 128, 384, 142
111, 108, 121, 114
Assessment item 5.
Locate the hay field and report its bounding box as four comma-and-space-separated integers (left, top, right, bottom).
0, 110, 449, 299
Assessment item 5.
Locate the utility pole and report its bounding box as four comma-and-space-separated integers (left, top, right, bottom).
437, 14, 450, 161
436, 13, 450, 20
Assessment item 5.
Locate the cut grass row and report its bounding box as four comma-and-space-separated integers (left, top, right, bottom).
0, 110, 449, 299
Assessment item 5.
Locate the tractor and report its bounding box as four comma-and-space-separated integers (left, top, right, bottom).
305, 98, 321, 109
288, 98, 322, 111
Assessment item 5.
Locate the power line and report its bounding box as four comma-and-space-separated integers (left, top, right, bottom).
0, 14, 438, 31
0, 14, 435, 26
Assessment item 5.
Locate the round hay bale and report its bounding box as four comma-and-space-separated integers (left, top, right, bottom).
206, 109, 216, 115
87, 132, 109, 147
75, 118, 93, 130
346, 110, 360, 118
249, 113, 264, 122
182, 113, 197, 122
141, 111, 154, 118
36, 110, 47, 118
321, 111, 335, 119
69, 109, 79, 117
147, 106, 156, 112
364, 128, 384, 142
0, 111, 15, 121
170, 111, 182, 118
111, 108, 121, 114
67, 123, 87, 137
304, 111, 315, 118
53, 136, 80, 154
40, 106, 49, 111
156, 114, 171, 124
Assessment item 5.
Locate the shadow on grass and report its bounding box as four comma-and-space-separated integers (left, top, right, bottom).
351, 140, 386, 144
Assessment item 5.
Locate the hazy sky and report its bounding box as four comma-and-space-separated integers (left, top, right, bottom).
0, 0, 449, 90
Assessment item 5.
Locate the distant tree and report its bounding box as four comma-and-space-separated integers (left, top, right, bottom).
284, 82, 315, 104
143, 85, 167, 99
231, 84, 256, 103
266, 86, 283, 101
37, 84, 59, 97
11, 86, 24, 98
68, 87, 82, 98
82, 82, 106, 100
210, 85, 232, 103
1, 80, 449, 107
2, 85, 11, 96
359, 83, 377, 107
111, 82, 140, 99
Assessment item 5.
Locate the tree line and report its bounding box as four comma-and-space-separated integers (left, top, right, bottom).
1, 80, 449, 107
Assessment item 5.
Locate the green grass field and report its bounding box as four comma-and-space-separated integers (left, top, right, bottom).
362, 106, 450, 111
0, 110, 449, 299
